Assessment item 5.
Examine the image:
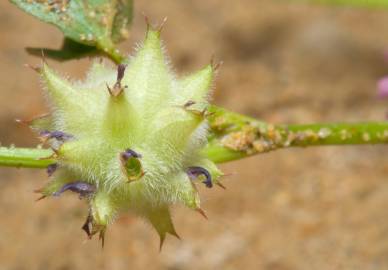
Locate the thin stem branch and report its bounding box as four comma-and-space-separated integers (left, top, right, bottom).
0, 147, 54, 168
203, 106, 388, 163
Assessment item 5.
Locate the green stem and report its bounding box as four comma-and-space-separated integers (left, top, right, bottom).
203, 106, 388, 163
104, 47, 125, 64
1, 107, 387, 168
0, 147, 54, 168
97, 39, 126, 64
305, 0, 388, 8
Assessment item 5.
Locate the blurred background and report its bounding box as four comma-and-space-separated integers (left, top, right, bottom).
1, 0, 388, 269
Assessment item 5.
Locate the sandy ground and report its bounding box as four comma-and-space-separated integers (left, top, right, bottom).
1, 1, 388, 269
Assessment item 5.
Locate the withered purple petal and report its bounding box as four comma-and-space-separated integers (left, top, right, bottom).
121, 149, 142, 160
40, 130, 74, 141
53, 181, 96, 197
46, 163, 58, 176
186, 166, 213, 188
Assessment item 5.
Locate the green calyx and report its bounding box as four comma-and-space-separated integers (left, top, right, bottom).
30, 23, 224, 248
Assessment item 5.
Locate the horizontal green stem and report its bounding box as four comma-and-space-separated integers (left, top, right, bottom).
203, 106, 388, 163
302, 0, 388, 8
1, 107, 387, 168
0, 147, 54, 168
286, 122, 388, 145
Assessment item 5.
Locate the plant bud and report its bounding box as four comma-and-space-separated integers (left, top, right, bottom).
33, 24, 223, 248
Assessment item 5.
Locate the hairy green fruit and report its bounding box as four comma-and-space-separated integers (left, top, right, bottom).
30, 24, 223, 248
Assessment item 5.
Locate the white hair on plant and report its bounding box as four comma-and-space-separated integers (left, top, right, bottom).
29, 22, 224, 248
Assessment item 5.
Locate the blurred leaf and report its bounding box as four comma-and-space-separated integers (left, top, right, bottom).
304, 0, 388, 8
26, 38, 97, 61
10, 0, 133, 62
112, 0, 134, 43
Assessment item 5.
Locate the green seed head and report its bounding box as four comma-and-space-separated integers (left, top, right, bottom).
31, 24, 223, 247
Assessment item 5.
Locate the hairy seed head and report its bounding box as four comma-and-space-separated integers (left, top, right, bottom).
32, 24, 223, 247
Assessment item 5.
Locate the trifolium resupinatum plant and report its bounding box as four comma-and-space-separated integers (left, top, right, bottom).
25, 22, 224, 248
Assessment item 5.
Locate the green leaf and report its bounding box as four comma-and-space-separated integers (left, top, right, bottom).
10, 0, 133, 62
26, 38, 97, 61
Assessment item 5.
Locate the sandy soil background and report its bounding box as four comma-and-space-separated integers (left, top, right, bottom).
1, 1, 388, 269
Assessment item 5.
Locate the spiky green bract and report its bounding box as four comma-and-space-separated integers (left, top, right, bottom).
33, 27, 222, 246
